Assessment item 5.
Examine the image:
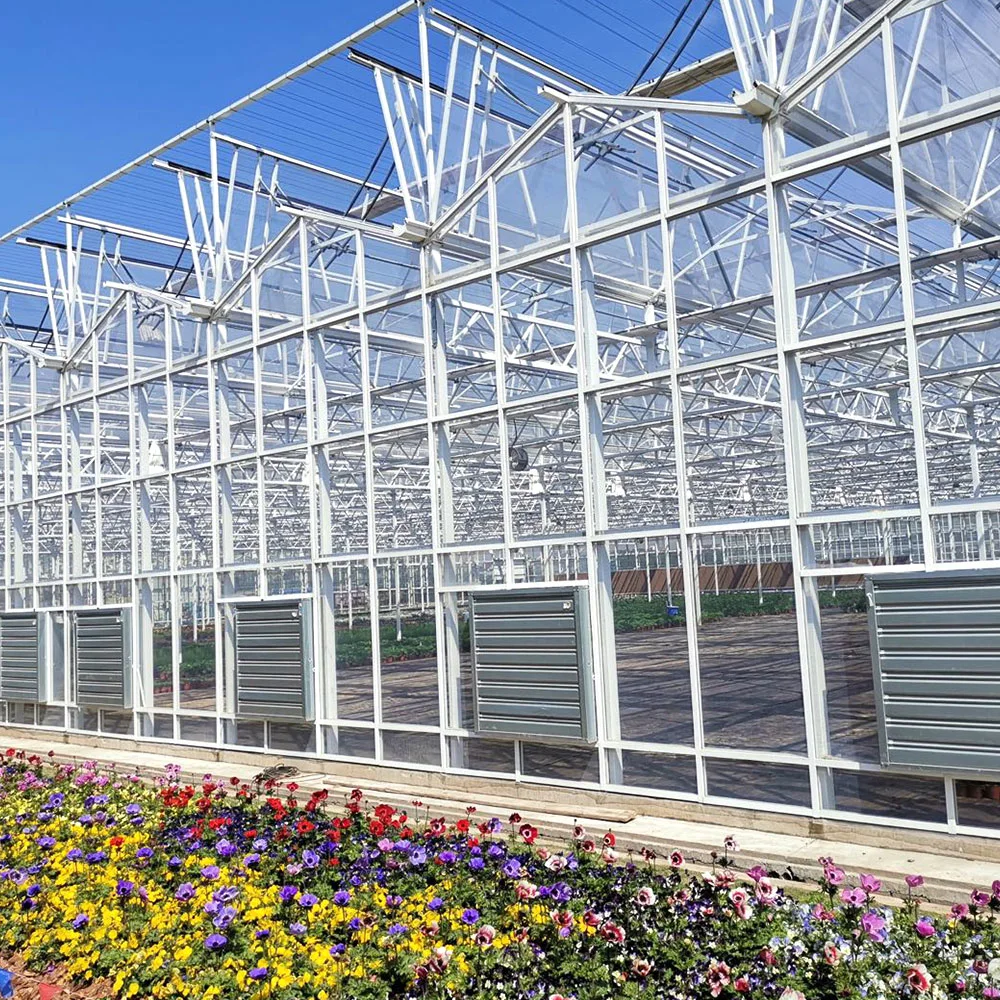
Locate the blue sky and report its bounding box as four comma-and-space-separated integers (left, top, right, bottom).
0, 0, 731, 236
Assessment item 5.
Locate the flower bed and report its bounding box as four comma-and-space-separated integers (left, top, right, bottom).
0, 749, 998, 999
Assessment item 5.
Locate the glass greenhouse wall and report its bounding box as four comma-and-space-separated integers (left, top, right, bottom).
2, 0, 1000, 836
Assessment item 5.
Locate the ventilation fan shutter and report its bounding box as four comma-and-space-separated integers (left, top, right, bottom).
75, 609, 132, 709
0, 613, 42, 703
868, 572, 1000, 775
234, 601, 312, 720
470, 588, 595, 742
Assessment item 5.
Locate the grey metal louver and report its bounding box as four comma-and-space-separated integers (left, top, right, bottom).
75, 609, 132, 709
868, 571, 1000, 775
234, 600, 313, 720
0, 613, 44, 703
470, 588, 596, 742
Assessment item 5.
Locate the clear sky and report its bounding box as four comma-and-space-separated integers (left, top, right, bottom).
0, 0, 731, 236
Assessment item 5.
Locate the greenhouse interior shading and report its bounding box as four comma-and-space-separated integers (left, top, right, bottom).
3, 0, 1000, 841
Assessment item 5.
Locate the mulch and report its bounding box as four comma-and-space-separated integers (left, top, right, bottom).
0, 955, 113, 1000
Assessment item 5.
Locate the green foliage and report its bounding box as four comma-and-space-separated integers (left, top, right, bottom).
611, 588, 867, 633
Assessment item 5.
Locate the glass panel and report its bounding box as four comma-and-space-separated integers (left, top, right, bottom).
601, 382, 678, 531
830, 770, 947, 824
681, 359, 786, 522
706, 759, 811, 807
507, 403, 584, 540
327, 726, 375, 760
798, 337, 917, 512
371, 429, 432, 551
932, 512, 1000, 564
153, 578, 174, 709
696, 529, 807, 753
179, 716, 217, 744
269, 722, 316, 753
609, 537, 692, 745
263, 452, 310, 562
499, 263, 576, 399
817, 585, 879, 763
382, 731, 440, 766
376, 556, 438, 727
619, 750, 698, 795
436, 281, 497, 414
807, 518, 924, 569
443, 418, 504, 545
521, 743, 599, 783
955, 779, 1000, 831
332, 561, 374, 722
179, 574, 215, 711
448, 737, 516, 774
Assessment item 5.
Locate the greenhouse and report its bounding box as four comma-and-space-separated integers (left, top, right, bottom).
1, 0, 1000, 840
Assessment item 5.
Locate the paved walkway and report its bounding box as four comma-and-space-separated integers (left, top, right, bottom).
4, 734, 997, 907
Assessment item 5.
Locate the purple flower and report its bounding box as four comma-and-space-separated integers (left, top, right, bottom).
461, 908, 479, 925
279, 885, 299, 903
136, 847, 154, 861
333, 890, 351, 906
252, 838, 268, 852
329, 944, 346, 956
438, 851, 457, 864
971, 889, 991, 908
550, 882, 572, 903
167, 856, 182, 869
502, 859, 523, 878
289, 922, 307, 937
175, 883, 195, 901
116, 880, 134, 898
860, 910, 886, 941
255, 929, 270, 940
249, 967, 268, 981
124, 803, 141, 816
213, 906, 237, 930
487, 843, 504, 859
216, 839, 236, 858
201, 865, 220, 881
915, 917, 935, 937
66, 848, 84, 862
469, 857, 485, 871
859, 873, 881, 894
36, 836, 56, 850
302, 849, 320, 869
204, 933, 228, 951
214, 886, 239, 904
409, 848, 427, 866
299, 893, 319, 909
388, 923, 406, 935
72, 913, 89, 930
840, 887, 866, 907
243, 853, 261, 867
905, 874, 924, 889
427, 897, 444, 911
85, 851, 107, 864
